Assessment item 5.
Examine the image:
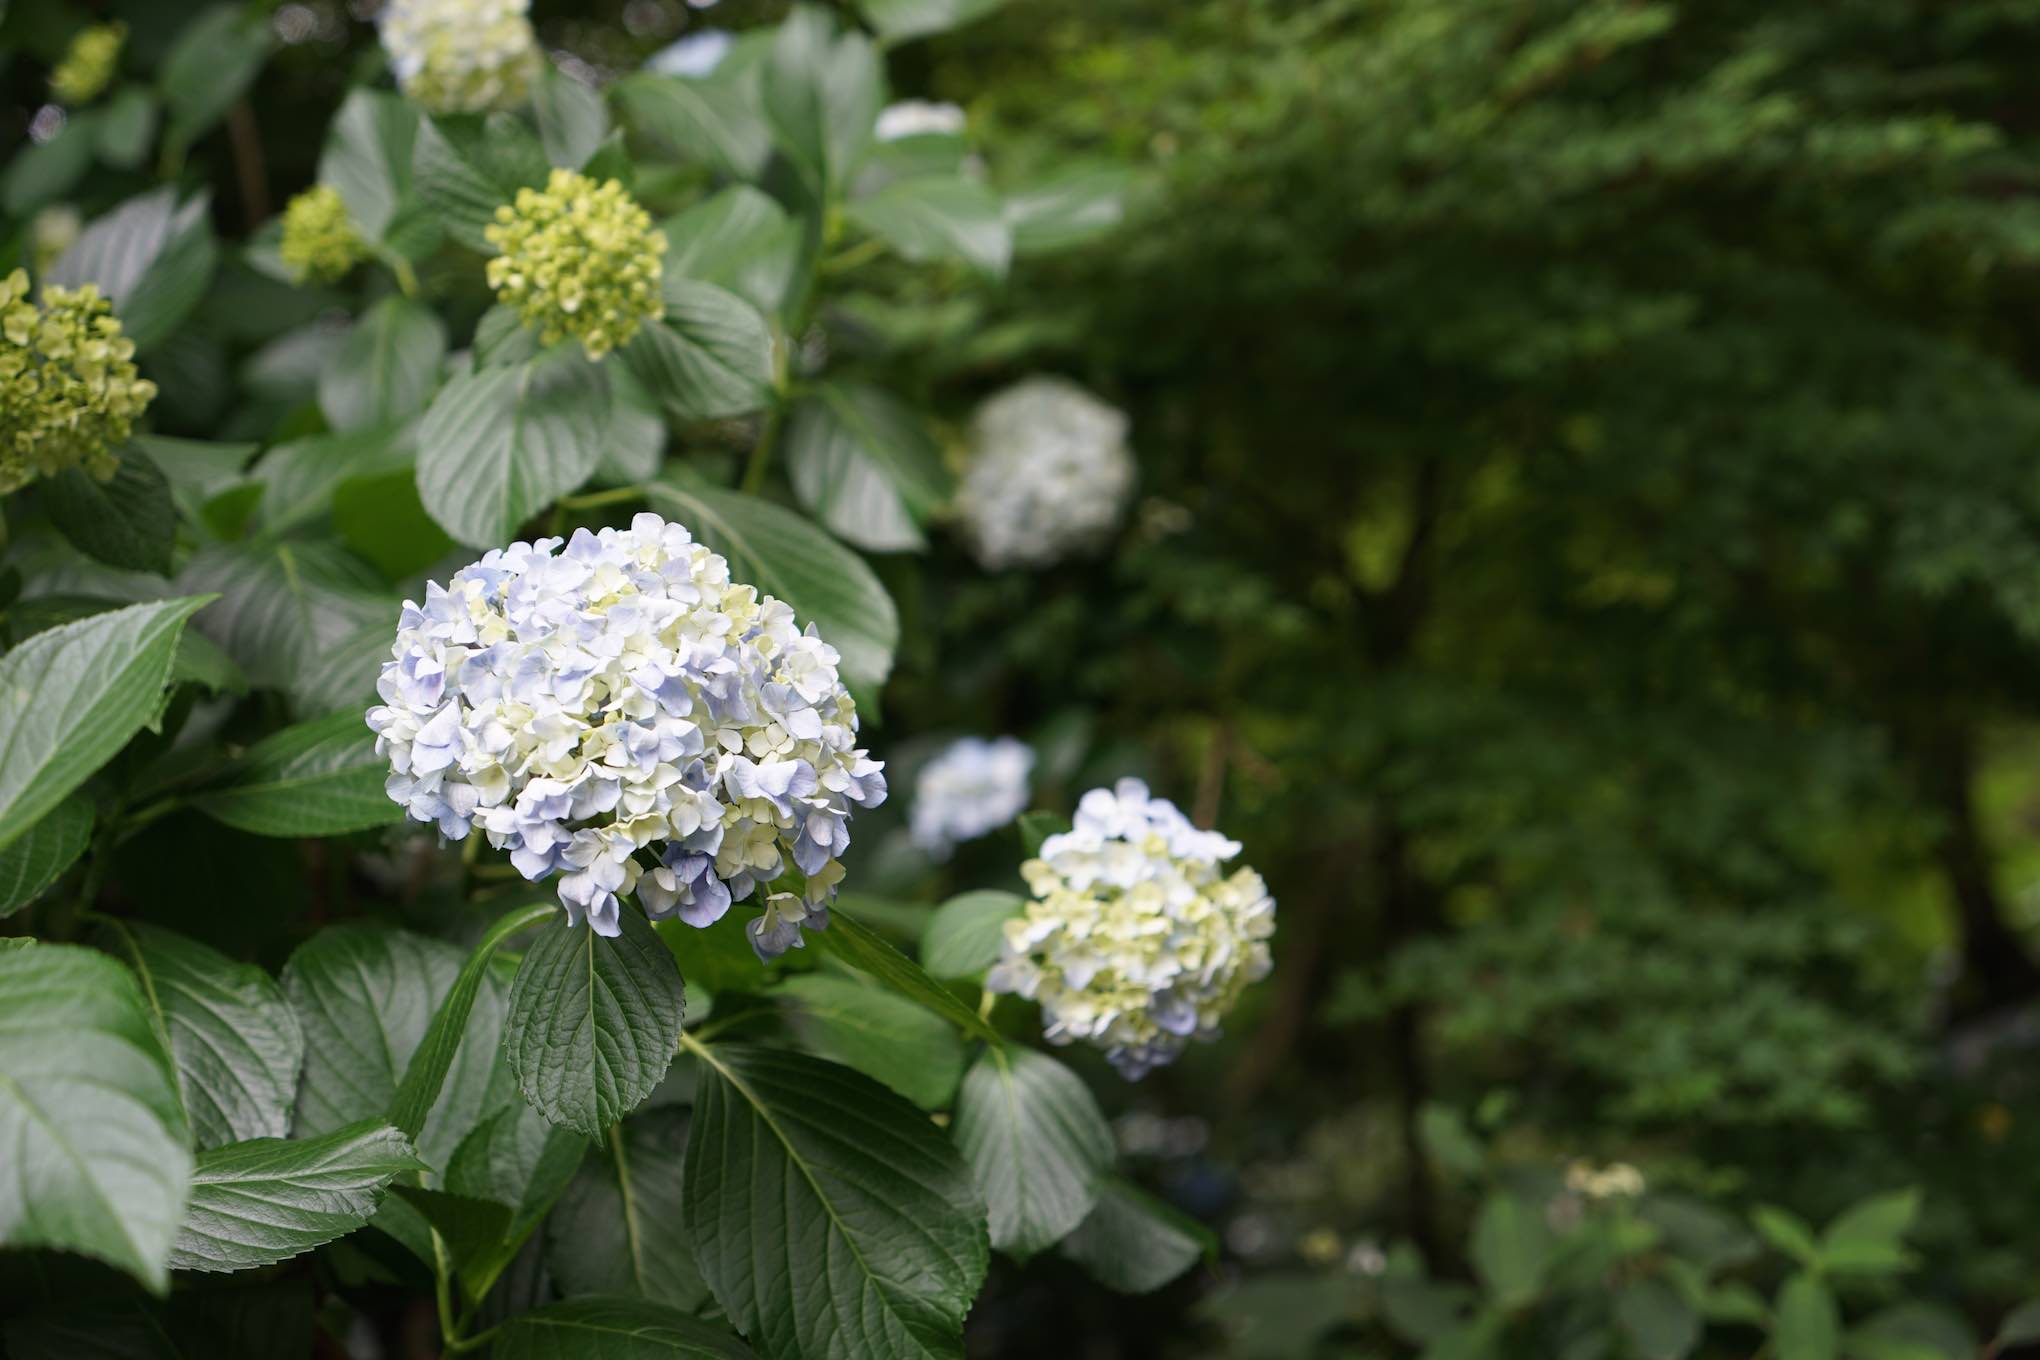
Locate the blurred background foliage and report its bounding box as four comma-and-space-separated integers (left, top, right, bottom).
12, 0, 2040, 1354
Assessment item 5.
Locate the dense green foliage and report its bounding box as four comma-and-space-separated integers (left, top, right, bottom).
8, 0, 2040, 1356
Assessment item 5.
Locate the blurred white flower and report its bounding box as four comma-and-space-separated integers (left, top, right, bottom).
987, 778, 1274, 1077
955, 376, 1136, 571
647, 28, 732, 78
1565, 1160, 1646, 1199
366, 514, 886, 957
910, 736, 1034, 859
876, 99, 966, 141
380, 0, 541, 114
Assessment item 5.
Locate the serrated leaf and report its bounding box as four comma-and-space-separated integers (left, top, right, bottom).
413, 113, 550, 252
1818, 1188, 1918, 1274
96, 920, 303, 1151
658, 186, 805, 320
684, 1042, 988, 1360
444, 1103, 587, 1297
392, 903, 558, 1144
846, 177, 1009, 278
0, 792, 92, 917
1755, 1204, 1823, 1268
319, 89, 420, 241
418, 346, 613, 548
611, 72, 774, 183
43, 450, 177, 575
1060, 1177, 1210, 1294
599, 362, 669, 484
784, 382, 951, 553
2, 112, 96, 215
504, 911, 687, 1138
191, 710, 402, 837
1469, 1192, 1553, 1308
918, 891, 1023, 978
954, 1045, 1111, 1258
535, 64, 611, 168
813, 907, 1000, 1043
0, 944, 192, 1293
48, 188, 217, 353
176, 543, 389, 712
0, 596, 210, 853
1004, 164, 1129, 253
159, 5, 270, 157
253, 422, 418, 537
857, 0, 1006, 42
94, 90, 158, 171
319, 296, 448, 433
548, 1109, 708, 1310
622, 280, 776, 422
1776, 1273, 1840, 1360
496, 1296, 757, 1359
644, 475, 898, 695
167, 1119, 424, 1273
761, 8, 885, 198
1616, 1278, 1700, 1360
283, 924, 511, 1175
777, 973, 965, 1109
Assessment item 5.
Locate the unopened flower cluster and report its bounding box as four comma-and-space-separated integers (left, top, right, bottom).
380, 0, 540, 115
987, 779, 1274, 1078
910, 736, 1033, 859
280, 186, 366, 285
486, 170, 668, 361
1565, 1160, 1645, 1200
0, 270, 155, 495
955, 376, 1135, 571
51, 22, 124, 105
366, 513, 886, 958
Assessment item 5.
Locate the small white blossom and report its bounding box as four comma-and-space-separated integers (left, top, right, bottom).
955, 376, 1135, 571
876, 99, 966, 142
366, 514, 886, 958
987, 778, 1274, 1078
647, 29, 732, 78
380, 0, 540, 114
910, 736, 1033, 859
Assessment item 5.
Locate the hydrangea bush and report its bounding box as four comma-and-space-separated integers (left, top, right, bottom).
0, 5, 1248, 1357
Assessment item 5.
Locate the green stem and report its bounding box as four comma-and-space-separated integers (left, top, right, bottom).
391, 255, 419, 298
557, 485, 648, 512
431, 1228, 460, 1348
977, 989, 998, 1023
741, 402, 785, 497
119, 794, 183, 838
820, 236, 888, 276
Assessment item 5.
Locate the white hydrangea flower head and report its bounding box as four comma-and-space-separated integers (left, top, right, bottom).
910, 736, 1034, 859
876, 99, 966, 142
955, 376, 1135, 571
366, 513, 886, 959
987, 778, 1274, 1078
380, 0, 541, 115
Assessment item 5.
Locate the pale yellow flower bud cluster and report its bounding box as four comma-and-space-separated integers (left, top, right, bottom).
279, 186, 368, 285
485, 170, 668, 361
50, 23, 125, 106
0, 270, 155, 495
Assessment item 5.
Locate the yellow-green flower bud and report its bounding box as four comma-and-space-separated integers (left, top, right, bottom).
484, 169, 668, 361
0, 270, 156, 495
279, 185, 367, 285
380, 0, 541, 115
50, 22, 126, 106
31, 205, 83, 279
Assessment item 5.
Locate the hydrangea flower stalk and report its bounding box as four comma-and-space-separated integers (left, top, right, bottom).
910, 736, 1033, 859
380, 0, 541, 115
279, 186, 366, 285
485, 170, 668, 361
366, 514, 886, 959
955, 376, 1135, 570
0, 270, 156, 495
50, 22, 125, 106
987, 778, 1274, 1078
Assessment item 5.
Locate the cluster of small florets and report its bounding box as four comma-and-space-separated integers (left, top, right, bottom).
485, 170, 668, 361
50, 22, 124, 105
366, 514, 886, 958
279, 186, 367, 285
380, 0, 540, 114
0, 269, 155, 496
910, 736, 1033, 860
1565, 1161, 1646, 1200
987, 779, 1274, 1078
955, 376, 1136, 571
